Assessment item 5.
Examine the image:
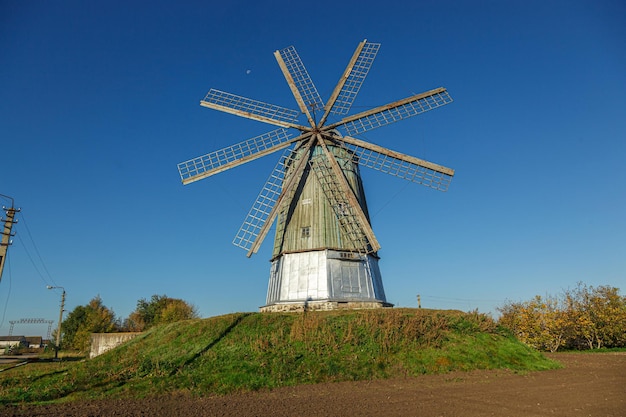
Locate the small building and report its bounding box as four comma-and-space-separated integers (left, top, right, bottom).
0, 336, 28, 351
24, 336, 43, 349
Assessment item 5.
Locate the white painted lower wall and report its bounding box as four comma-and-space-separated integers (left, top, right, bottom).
89, 332, 142, 358
265, 249, 387, 307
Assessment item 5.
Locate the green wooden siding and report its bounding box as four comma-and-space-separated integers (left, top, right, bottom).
272, 144, 372, 258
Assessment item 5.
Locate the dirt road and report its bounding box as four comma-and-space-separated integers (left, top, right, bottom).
5, 352, 625, 416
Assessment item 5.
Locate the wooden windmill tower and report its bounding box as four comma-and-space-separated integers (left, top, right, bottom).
178, 40, 455, 312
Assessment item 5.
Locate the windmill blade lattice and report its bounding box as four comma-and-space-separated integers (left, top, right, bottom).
309, 155, 377, 254
232, 149, 296, 251
201, 89, 302, 128
333, 88, 453, 136
339, 135, 454, 191
329, 41, 380, 116
249, 137, 316, 256
275, 46, 324, 112
178, 128, 297, 184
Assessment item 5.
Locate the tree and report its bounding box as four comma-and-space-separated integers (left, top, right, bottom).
124, 294, 199, 331
61, 296, 118, 352
498, 283, 626, 351
159, 298, 198, 323
564, 283, 626, 349
498, 295, 570, 352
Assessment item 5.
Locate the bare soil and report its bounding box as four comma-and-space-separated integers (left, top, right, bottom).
4, 352, 625, 416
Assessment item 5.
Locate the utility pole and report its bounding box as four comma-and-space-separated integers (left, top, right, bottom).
47, 286, 66, 360
0, 196, 20, 283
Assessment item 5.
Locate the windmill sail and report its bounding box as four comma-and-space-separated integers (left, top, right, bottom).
232, 149, 295, 252
274, 46, 324, 113
331, 88, 453, 136
339, 135, 454, 191
200, 89, 302, 128
178, 39, 456, 312
178, 129, 306, 184
327, 41, 380, 116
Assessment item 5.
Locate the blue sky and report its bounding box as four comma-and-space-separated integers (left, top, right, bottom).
1, 1, 624, 337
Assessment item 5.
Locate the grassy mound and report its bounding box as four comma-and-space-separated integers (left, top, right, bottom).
0, 308, 559, 404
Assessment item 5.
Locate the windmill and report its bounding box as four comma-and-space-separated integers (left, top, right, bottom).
178, 39, 455, 312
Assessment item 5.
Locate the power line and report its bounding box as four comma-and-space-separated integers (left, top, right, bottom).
414, 294, 506, 313
19, 213, 57, 286
14, 212, 58, 288
421, 295, 505, 303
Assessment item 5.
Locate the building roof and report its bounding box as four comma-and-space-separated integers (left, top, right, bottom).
0, 336, 26, 342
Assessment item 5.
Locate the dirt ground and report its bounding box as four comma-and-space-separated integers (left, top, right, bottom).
4, 352, 625, 417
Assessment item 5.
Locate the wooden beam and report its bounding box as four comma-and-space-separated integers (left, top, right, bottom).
199, 100, 309, 131
316, 135, 381, 252
318, 39, 367, 127
327, 87, 447, 130
340, 135, 455, 176
182, 133, 312, 185
247, 136, 317, 256
274, 50, 316, 128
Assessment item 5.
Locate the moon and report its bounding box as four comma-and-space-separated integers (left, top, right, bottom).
246, 69, 251, 75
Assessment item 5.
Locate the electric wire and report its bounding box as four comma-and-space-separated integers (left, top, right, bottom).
0, 198, 60, 335
370, 181, 411, 220
14, 213, 58, 289
18, 213, 58, 287
422, 295, 505, 303
417, 295, 507, 313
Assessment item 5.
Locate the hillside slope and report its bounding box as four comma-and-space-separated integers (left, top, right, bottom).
0, 308, 558, 404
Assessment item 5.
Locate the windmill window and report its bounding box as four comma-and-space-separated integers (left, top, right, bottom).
301, 227, 310, 238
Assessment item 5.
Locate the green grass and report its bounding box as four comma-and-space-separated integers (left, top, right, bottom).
0, 309, 559, 405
